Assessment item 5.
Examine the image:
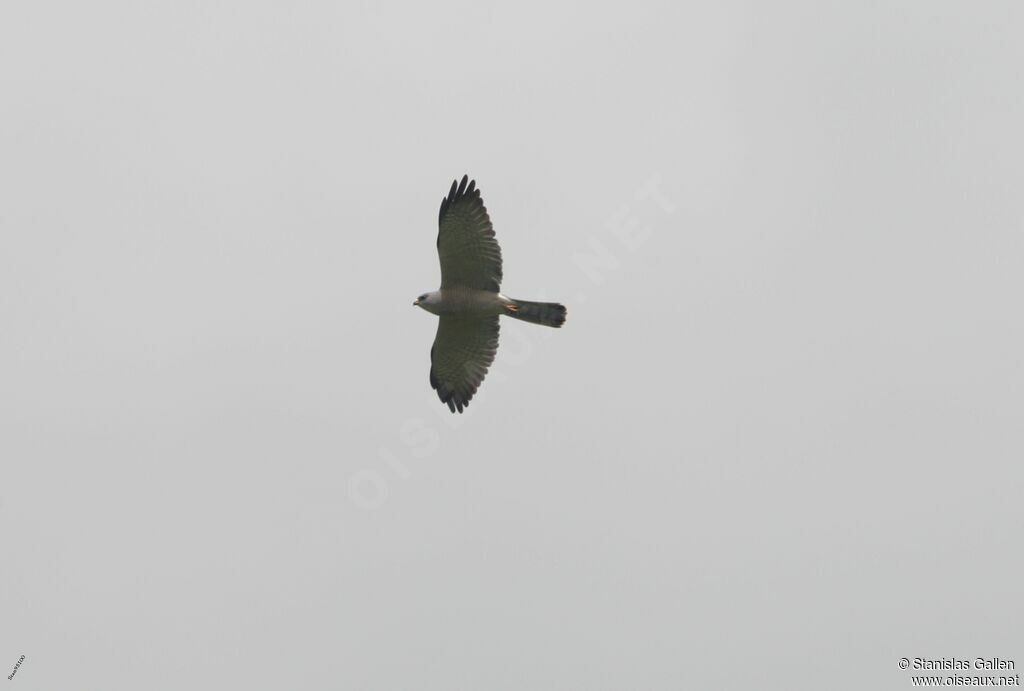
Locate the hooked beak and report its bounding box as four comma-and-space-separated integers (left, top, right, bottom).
413, 299, 420, 306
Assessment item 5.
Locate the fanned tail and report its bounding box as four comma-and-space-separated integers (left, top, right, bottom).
507, 299, 567, 328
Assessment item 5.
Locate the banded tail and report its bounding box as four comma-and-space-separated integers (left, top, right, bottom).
506, 299, 567, 328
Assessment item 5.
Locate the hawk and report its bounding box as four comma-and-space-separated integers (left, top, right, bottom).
414, 175, 566, 413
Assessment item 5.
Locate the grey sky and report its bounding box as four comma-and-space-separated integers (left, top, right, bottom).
1, 2, 1022, 689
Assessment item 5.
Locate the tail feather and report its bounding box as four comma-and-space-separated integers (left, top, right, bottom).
507, 299, 567, 328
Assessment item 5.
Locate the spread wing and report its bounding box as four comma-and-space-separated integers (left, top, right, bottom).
437, 175, 503, 292
429, 316, 500, 413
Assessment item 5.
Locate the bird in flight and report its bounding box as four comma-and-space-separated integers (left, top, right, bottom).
414, 175, 566, 413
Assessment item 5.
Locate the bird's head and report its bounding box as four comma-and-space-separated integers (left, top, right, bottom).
413, 291, 439, 313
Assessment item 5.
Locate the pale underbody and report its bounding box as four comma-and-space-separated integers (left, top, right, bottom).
415, 288, 515, 317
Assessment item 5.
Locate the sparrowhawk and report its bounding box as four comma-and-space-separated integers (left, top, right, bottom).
414, 175, 566, 413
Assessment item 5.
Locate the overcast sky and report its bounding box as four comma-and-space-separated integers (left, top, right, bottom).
2, 2, 1022, 689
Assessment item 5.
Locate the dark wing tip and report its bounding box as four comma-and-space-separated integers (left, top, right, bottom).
438, 174, 475, 226
439, 178, 458, 225
429, 366, 471, 414
436, 387, 470, 414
